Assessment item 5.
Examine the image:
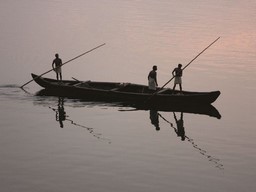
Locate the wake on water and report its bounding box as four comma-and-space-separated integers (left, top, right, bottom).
0, 84, 20, 88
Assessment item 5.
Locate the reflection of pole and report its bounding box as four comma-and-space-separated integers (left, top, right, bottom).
49, 103, 111, 143
65, 119, 111, 143
158, 113, 224, 170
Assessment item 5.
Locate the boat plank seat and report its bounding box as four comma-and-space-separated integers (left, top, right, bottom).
73, 81, 91, 87
110, 83, 130, 91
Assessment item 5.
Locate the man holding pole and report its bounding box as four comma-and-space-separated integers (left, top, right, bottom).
52, 53, 62, 81
172, 63, 183, 92
20, 43, 106, 88
148, 65, 158, 90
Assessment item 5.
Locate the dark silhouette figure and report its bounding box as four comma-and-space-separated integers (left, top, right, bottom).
52, 53, 62, 81
172, 64, 183, 92
148, 65, 158, 90
48, 99, 110, 142
173, 112, 185, 141
158, 112, 224, 169
150, 110, 160, 131
56, 97, 66, 128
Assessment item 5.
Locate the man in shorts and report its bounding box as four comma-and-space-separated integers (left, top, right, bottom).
172, 64, 183, 92
148, 65, 158, 90
52, 53, 62, 81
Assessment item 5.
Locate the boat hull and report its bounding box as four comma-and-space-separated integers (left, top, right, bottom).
31, 73, 221, 106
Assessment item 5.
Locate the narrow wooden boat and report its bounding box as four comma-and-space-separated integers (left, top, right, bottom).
31, 73, 220, 106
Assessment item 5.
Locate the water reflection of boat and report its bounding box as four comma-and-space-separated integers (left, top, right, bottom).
33, 94, 223, 169
36, 89, 221, 119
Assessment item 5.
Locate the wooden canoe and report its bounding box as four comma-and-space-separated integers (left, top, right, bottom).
31, 73, 220, 105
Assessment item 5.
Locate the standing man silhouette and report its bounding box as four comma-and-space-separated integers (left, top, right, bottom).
148, 65, 158, 90
172, 64, 183, 92
52, 53, 62, 81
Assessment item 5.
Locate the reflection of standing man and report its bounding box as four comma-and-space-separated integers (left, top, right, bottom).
56, 97, 66, 128
150, 110, 160, 131
148, 65, 158, 90
173, 112, 185, 141
52, 53, 63, 81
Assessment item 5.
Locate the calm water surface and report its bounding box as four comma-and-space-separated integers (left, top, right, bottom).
0, 0, 256, 191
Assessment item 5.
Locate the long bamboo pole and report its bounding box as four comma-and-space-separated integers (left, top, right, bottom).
160, 37, 220, 90
20, 43, 106, 88
144, 37, 220, 104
